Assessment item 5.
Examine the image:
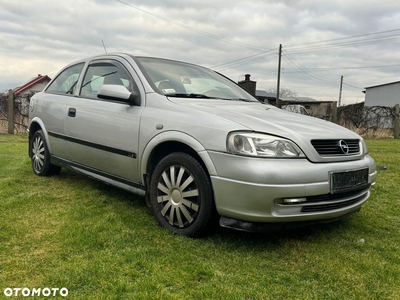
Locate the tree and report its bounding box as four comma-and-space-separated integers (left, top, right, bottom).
267, 87, 298, 98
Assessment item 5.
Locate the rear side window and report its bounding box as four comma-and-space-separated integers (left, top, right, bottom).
80, 62, 136, 99
46, 63, 84, 95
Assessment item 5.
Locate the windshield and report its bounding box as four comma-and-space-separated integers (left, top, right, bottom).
134, 56, 258, 102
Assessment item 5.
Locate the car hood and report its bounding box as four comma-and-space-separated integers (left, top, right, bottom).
168, 98, 363, 162
168, 99, 355, 138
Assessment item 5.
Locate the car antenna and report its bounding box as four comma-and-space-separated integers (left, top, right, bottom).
101, 40, 108, 53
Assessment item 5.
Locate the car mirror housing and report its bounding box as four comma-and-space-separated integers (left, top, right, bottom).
97, 84, 140, 106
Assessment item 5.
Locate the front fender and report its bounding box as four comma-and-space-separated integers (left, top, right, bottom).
139, 130, 217, 183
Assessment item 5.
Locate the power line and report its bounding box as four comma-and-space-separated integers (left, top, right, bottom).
252, 70, 277, 79
286, 28, 400, 49
115, 0, 266, 51
342, 82, 363, 90
111, 2, 400, 78
212, 28, 400, 75
111, 2, 400, 94
282, 63, 400, 72
286, 34, 400, 54
283, 51, 365, 94
212, 52, 277, 72
210, 48, 277, 69
282, 51, 335, 84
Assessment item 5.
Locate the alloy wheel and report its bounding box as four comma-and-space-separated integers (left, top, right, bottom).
32, 135, 45, 173
156, 165, 200, 228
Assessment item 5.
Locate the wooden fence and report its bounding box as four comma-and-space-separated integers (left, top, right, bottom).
0, 90, 30, 134
337, 102, 400, 139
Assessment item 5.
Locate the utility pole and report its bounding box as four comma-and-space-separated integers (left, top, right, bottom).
338, 75, 343, 106
276, 44, 282, 108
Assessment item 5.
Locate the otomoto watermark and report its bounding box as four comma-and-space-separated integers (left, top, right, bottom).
3, 287, 68, 297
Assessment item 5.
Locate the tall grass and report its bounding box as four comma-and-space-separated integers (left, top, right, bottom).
339, 120, 394, 138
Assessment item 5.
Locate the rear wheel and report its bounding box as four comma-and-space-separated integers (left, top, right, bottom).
149, 152, 216, 237
31, 130, 61, 176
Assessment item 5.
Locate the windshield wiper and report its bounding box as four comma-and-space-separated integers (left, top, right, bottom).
166, 93, 256, 102
233, 98, 255, 102
166, 93, 211, 98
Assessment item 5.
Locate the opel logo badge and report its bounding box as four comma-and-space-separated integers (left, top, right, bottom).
339, 140, 349, 154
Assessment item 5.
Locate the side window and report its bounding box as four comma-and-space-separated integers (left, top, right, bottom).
46, 63, 84, 95
80, 61, 136, 99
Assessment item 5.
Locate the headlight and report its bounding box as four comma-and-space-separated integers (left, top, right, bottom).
227, 132, 305, 158
361, 139, 369, 155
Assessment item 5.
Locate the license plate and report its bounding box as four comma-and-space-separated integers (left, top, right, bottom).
331, 168, 369, 193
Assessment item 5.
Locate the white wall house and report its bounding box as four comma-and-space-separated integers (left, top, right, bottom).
364, 81, 400, 107
13, 74, 51, 96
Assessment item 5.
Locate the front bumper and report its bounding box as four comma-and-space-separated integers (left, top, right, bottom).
219, 210, 360, 232
208, 151, 377, 223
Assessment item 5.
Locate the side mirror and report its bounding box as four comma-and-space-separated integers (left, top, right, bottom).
97, 84, 141, 106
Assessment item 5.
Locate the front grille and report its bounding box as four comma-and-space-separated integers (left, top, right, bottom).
276, 186, 370, 214
300, 186, 369, 212
301, 196, 364, 212
311, 139, 360, 156
305, 186, 370, 203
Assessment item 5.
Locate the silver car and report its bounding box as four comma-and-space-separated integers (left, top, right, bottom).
28, 53, 377, 237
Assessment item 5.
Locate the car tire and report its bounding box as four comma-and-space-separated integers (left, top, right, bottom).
149, 152, 216, 237
31, 130, 61, 176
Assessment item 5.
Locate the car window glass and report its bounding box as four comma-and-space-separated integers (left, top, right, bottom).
135, 57, 258, 101
80, 62, 135, 99
46, 63, 84, 95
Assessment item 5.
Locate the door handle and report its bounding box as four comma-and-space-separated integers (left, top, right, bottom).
68, 108, 76, 117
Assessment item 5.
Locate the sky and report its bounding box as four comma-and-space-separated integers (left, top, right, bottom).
1, 0, 400, 105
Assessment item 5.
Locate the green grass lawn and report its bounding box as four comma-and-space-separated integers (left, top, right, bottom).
1, 134, 399, 299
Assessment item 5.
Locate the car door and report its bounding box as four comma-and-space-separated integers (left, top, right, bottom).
37, 62, 85, 160
63, 58, 144, 183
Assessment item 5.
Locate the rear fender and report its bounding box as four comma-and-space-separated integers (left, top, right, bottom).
28, 117, 52, 155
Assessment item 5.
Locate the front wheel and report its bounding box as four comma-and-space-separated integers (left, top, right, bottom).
149, 152, 216, 237
31, 130, 61, 176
